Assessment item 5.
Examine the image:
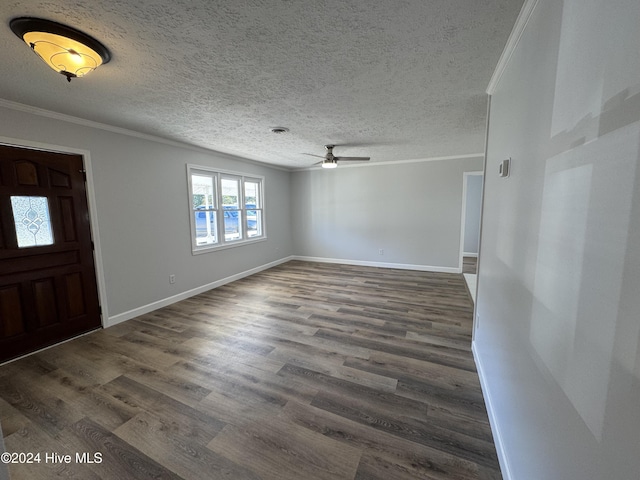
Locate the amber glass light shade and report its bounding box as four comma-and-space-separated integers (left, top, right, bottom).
10, 17, 110, 82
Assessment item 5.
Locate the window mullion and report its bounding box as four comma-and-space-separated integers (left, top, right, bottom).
216, 174, 224, 244
239, 177, 245, 240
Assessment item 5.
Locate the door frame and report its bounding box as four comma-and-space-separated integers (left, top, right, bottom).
458, 171, 484, 271
0, 135, 108, 327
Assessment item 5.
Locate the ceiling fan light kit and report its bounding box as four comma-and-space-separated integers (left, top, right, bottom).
321, 159, 338, 169
308, 145, 370, 169
10, 17, 111, 82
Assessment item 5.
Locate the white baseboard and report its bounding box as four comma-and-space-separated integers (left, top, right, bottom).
105, 256, 295, 328
472, 341, 512, 480
106, 254, 461, 328
463, 252, 478, 258
292, 255, 461, 274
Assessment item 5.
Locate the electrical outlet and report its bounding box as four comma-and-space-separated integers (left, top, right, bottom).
169, 274, 176, 284
379, 249, 384, 255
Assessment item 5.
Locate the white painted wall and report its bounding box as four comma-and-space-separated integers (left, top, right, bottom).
291, 156, 484, 272
0, 103, 293, 324
475, 0, 640, 479
463, 173, 483, 255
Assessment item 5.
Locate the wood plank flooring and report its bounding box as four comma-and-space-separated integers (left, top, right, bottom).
0, 261, 500, 479
462, 257, 477, 274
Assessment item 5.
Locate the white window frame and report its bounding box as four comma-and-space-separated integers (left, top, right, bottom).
187, 164, 266, 254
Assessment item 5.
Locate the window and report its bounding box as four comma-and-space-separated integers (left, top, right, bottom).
188, 165, 265, 253
244, 179, 262, 238
192, 174, 218, 246
221, 176, 241, 241
10, 196, 54, 248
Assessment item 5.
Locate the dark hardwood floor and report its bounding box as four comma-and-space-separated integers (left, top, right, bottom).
0, 261, 500, 479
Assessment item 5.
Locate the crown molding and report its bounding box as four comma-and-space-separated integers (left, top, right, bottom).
487, 0, 540, 95
0, 97, 484, 173
0, 98, 290, 172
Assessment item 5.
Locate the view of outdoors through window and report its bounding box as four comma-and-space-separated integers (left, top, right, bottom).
189, 168, 264, 251
192, 174, 217, 246
244, 180, 261, 238
221, 177, 241, 241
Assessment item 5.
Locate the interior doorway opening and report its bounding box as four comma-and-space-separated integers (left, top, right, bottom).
460, 171, 483, 302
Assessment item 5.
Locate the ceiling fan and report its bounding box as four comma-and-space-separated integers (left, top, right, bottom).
305, 145, 370, 169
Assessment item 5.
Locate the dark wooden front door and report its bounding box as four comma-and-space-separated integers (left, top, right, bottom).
0, 145, 101, 363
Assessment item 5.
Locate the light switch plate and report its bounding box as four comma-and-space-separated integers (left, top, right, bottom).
499, 158, 511, 177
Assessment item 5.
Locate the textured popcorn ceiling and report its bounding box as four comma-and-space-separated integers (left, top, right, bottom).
0, 0, 523, 168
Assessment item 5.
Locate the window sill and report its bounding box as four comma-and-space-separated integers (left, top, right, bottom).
191, 235, 267, 255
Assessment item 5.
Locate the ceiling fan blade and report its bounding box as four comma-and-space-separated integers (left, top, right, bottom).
303, 153, 326, 159
334, 156, 370, 161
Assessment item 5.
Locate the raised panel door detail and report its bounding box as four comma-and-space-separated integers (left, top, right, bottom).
15, 161, 39, 186
0, 285, 25, 337
49, 169, 71, 188
33, 278, 59, 327
59, 196, 77, 242
65, 272, 86, 318
2, 251, 79, 276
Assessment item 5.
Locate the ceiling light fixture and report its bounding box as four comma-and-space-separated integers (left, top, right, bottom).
10, 17, 111, 82
321, 159, 338, 169
270, 127, 289, 134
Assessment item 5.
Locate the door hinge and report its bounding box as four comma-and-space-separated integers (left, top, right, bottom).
80, 169, 87, 181
99, 305, 102, 316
